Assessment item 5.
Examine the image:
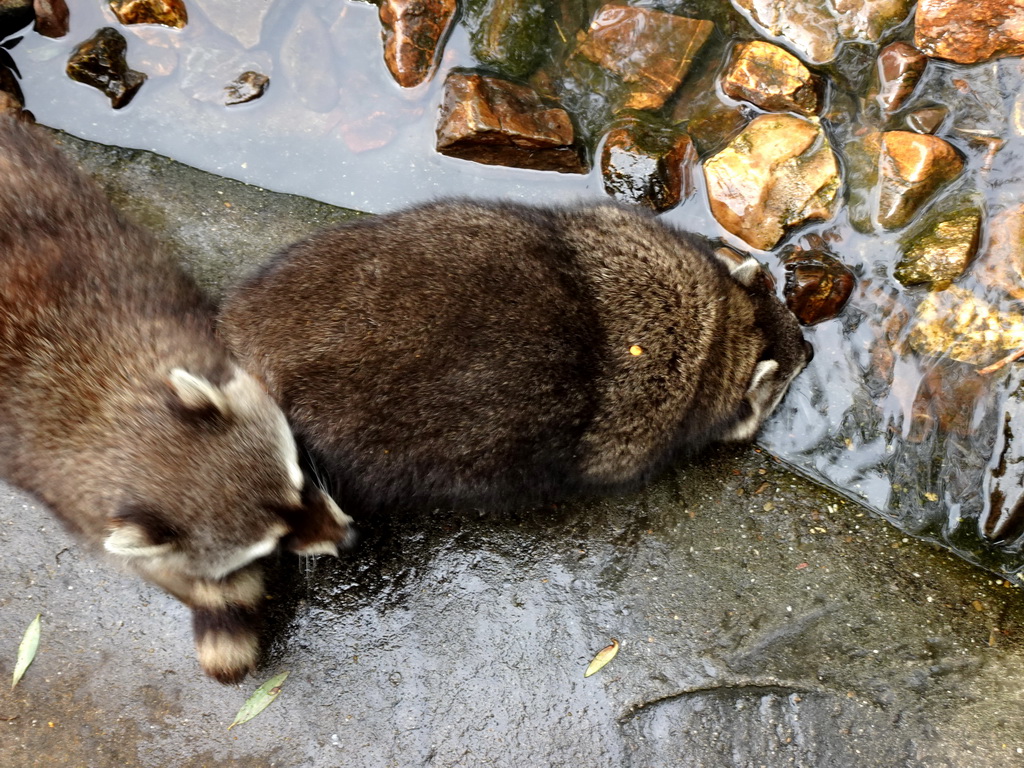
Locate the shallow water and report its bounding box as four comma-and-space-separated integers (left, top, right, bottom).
14, 0, 1024, 579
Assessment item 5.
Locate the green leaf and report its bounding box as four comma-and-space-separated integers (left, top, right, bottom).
228, 671, 289, 730
12, 613, 41, 689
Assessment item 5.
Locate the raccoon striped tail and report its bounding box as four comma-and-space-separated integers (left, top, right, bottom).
188, 564, 266, 684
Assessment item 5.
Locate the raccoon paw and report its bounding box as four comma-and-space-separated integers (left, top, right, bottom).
192, 605, 262, 684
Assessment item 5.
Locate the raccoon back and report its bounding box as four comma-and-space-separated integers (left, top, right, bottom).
222, 200, 809, 514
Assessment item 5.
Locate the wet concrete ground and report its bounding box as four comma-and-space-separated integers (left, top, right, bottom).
2, 132, 1024, 767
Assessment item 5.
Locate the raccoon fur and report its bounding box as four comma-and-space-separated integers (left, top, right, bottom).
0, 118, 353, 683
221, 199, 812, 516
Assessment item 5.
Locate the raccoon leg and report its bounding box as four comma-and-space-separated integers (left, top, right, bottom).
188, 564, 266, 684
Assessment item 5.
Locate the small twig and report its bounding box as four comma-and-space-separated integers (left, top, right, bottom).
979, 346, 1024, 375
0, 715, 19, 722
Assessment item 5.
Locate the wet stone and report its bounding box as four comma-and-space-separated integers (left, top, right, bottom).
575, 5, 713, 111
908, 285, 1024, 365
66, 27, 146, 109
671, 42, 746, 156
379, 0, 456, 89
873, 42, 927, 114
906, 105, 948, 135
721, 40, 820, 116
983, 381, 1024, 543
108, 0, 187, 29
280, 6, 338, 114
0, 62, 23, 105
895, 201, 982, 287
973, 205, 1024, 302
731, 0, 913, 65
703, 114, 840, 251
907, 364, 989, 443
781, 241, 855, 324
224, 70, 269, 106
200, 0, 271, 49
0, 0, 32, 39
600, 120, 695, 212
915, 0, 1024, 64
435, 71, 586, 174
464, 0, 549, 80
875, 131, 964, 230
0, 89, 21, 116
33, 0, 68, 38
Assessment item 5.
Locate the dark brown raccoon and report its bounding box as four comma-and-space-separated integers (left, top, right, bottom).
221, 200, 812, 516
0, 117, 353, 683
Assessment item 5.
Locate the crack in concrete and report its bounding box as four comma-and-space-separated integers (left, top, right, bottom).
619, 680, 830, 723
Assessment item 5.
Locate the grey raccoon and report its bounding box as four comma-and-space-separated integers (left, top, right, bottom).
0, 118, 352, 683
221, 200, 811, 516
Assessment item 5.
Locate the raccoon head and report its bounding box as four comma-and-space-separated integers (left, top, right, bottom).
104, 367, 354, 580
715, 254, 813, 442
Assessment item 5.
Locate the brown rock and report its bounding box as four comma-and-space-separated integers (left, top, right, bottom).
721, 40, 820, 116
280, 6, 338, 113
972, 205, 1024, 301
380, 0, 456, 89
200, 0, 272, 49
0, 63, 23, 107
905, 106, 948, 134
66, 27, 147, 109
907, 364, 989, 444
915, 0, 1024, 64
575, 5, 713, 111
731, 0, 913, 65
874, 42, 926, 113
0, 0, 32, 38
0, 89, 20, 116
908, 286, 1024, 364
895, 202, 982, 287
33, 0, 68, 37
435, 71, 586, 174
464, 0, 549, 79
782, 244, 855, 324
108, 0, 187, 28
600, 121, 695, 212
224, 71, 269, 106
875, 131, 964, 230
703, 114, 840, 250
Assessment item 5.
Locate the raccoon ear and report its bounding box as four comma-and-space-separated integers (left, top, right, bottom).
748, 359, 779, 392
167, 368, 230, 419
104, 504, 178, 558
725, 257, 763, 287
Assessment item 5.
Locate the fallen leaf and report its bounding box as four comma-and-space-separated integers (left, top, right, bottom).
12, 613, 41, 689
584, 639, 619, 678
228, 671, 289, 730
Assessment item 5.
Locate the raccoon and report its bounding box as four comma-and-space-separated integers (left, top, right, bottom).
0, 117, 353, 683
221, 199, 812, 516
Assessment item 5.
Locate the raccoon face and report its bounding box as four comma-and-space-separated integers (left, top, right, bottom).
103, 367, 354, 581
716, 255, 813, 442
